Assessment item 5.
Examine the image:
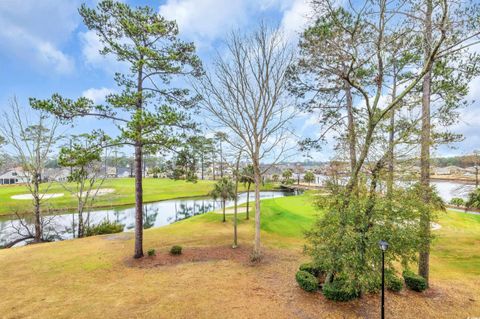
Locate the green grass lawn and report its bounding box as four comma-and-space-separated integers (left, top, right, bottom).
256, 193, 480, 278
0, 178, 279, 216
0, 191, 479, 318
432, 210, 480, 278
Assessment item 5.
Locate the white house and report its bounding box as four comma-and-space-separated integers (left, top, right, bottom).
434, 166, 464, 175
0, 168, 30, 185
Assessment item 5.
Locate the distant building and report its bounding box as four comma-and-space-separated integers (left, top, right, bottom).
434, 166, 464, 175
106, 166, 117, 178
261, 165, 283, 181
0, 167, 30, 185
42, 168, 70, 182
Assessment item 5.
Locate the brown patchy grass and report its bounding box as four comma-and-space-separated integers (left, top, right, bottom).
126, 245, 257, 268
0, 195, 479, 318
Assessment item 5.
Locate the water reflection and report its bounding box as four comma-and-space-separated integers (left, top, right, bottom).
0, 191, 292, 246
430, 180, 474, 202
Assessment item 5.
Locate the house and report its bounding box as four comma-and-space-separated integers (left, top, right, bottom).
106, 166, 117, 178
434, 166, 464, 175
434, 167, 450, 175
42, 168, 70, 182
261, 165, 283, 181
0, 167, 30, 185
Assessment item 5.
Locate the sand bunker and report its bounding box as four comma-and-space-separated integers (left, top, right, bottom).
11, 188, 115, 200
213, 207, 248, 215
11, 193, 64, 200
78, 188, 115, 197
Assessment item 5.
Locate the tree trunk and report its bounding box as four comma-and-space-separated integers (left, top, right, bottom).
78, 201, 84, 238
219, 141, 223, 178
345, 80, 357, 173
387, 109, 395, 197
346, 124, 375, 195
233, 154, 240, 248
143, 154, 146, 178
387, 73, 397, 198
475, 166, 478, 188
72, 213, 75, 239
222, 199, 226, 223
252, 161, 262, 260
419, 0, 433, 284
134, 143, 144, 258
201, 153, 204, 180
133, 63, 144, 259
212, 149, 215, 180
246, 183, 251, 220
33, 174, 42, 243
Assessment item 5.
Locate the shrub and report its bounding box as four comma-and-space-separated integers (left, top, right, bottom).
295, 270, 318, 292
170, 245, 182, 255
450, 197, 465, 207
386, 271, 403, 292
299, 262, 323, 277
403, 270, 427, 292
322, 277, 360, 301
85, 220, 123, 237
147, 248, 156, 257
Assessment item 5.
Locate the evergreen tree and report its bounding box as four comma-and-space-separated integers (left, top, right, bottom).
31, 0, 202, 258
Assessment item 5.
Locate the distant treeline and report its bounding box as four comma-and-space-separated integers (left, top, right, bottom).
432, 155, 479, 168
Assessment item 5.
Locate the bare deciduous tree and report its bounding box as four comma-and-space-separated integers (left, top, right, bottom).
195, 25, 296, 260
0, 97, 60, 244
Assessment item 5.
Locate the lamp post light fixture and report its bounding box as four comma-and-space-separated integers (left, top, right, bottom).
379, 240, 389, 319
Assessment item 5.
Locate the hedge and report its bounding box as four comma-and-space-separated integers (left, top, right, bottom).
403, 270, 427, 292
322, 278, 360, 301
296, 270, 319, 292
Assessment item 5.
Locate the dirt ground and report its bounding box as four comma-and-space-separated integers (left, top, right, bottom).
124, 244, 479, 319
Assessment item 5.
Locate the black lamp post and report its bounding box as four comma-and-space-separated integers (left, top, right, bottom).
379, 240, 389, 319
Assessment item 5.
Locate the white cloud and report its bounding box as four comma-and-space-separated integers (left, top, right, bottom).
0, 0, 79, 75
279, 0, 312, 39
79, 30, 130, 74
158, 0, 310, 46
159, 0, 249, 44
37, 42, 75, 74
79, 30, 106, 67
82, 87, 116, 104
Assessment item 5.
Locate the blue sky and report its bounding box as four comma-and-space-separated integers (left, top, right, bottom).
0, 0, 479, 161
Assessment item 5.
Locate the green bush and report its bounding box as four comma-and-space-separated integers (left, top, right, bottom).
450, 197, 465, 207
299, 262, 323, 277
403, 270, 427, 292
322, 277, 360, 301
85, 220, 123, 237
170, 245, 182, 255
295, 270, 318, 292
386, 272, 403, 292
147, 248, 156, 256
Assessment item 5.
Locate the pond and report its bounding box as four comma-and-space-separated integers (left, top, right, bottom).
0, 190, 296, 247
430, 180, 474, 202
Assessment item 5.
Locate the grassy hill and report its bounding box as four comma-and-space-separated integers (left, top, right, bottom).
0, 192, 478, 318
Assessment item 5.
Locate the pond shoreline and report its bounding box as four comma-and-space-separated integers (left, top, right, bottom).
0, 190, 295, 247
1, 188, 286, 220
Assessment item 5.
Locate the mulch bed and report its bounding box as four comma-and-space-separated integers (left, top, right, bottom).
126, 245, 275, 268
